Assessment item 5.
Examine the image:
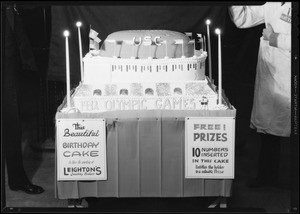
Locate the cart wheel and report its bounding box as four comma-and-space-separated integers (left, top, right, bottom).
67, 198, 83, 208
208, 197, 228, 208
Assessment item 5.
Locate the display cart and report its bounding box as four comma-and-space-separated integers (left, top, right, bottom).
55, 99, 236, 208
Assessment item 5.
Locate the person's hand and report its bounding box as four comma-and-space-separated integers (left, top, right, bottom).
263, 23, 274, 41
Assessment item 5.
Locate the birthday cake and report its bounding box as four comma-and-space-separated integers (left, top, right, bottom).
62, 30, 229, 113
56, 28, 235, 200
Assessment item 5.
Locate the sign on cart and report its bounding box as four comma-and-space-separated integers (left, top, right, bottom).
185, 117, 235, 179
56, 118, 107, 181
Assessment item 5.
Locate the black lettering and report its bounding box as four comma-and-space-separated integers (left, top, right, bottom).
90, 150, 99, 157
200, 133, 206, 141
82, 151, 89, 157
72, 151, 81, 157
63, 151, 71, 157
64, 128, 70, 137
192, 148, 201, 157
64, 168, 69, 175
96, 167, 102, 175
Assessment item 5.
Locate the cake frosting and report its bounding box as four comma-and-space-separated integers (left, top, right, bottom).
100, 30, 194, 59
83, 30, 206, 84
62, 30, 229, 113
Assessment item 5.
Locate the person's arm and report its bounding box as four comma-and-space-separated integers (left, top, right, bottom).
263, 23, 291, 51
228, 6, 265, 28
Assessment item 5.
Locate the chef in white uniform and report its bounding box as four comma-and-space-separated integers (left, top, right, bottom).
228, 2, 291, 187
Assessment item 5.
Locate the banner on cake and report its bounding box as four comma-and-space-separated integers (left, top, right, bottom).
89, 28, 101, 50
185, 117, 235, 179
56, 118, 107, 181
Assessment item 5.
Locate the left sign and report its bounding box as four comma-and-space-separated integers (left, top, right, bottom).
56, 118, 107, 181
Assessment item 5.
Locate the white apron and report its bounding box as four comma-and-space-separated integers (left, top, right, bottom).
229, 3, 291, 137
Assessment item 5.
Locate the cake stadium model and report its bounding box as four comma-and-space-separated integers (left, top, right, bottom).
60, 24, 231, 114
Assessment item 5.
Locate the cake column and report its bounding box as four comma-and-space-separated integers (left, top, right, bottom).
106, 39, 117, 58
188, 39, 196, 57
215, 28, 222, 105
162, 40, 168, 59
197, 34, 203, 52
174, 39, 184, 58
63, 30, 71, 108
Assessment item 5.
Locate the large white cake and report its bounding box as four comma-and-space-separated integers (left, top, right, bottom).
62, 30, 228, 113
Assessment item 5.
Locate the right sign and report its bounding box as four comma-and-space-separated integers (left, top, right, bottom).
185, 117, 235, 179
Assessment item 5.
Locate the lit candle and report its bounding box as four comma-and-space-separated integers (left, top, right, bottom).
76, 21, 83, 82
215, 28, 222, 105
206, 19, 212, 81
64, 30, 71, 108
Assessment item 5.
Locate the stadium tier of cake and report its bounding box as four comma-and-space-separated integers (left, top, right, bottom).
55, 29, 235, 200
84, 30, 206, 83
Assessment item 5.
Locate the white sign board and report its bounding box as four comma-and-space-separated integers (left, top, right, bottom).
185, 117, 235, 179
56, 118, 107, 181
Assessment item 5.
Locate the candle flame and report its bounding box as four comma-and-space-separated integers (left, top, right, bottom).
215, 28, 221, 35
63, 30, 70, 37
206, 19, 211, 25
76, 21, 82, 27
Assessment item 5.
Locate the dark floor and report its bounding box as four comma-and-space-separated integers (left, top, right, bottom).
2, 72, 293, 212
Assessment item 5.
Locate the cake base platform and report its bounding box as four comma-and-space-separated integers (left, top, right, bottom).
55, 108, 236, 199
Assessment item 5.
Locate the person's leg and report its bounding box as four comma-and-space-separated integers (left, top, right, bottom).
255, 134, 269, 182
260, 133, 281, 184
3, 6, 44, 194
247, 133, 281, 188
3, 9, 30, 188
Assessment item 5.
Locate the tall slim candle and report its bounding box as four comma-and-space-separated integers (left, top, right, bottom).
215, 28, 222, 105
64, 30, 71, 108
206, 19, 212, 81
76, 22, 83, 82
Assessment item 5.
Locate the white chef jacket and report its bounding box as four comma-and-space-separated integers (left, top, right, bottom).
229, 2, 291, 137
